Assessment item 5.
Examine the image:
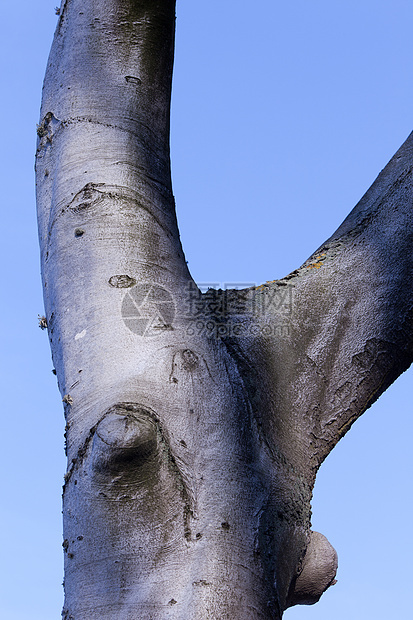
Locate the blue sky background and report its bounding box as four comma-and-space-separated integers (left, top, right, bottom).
0, 1, 412, 618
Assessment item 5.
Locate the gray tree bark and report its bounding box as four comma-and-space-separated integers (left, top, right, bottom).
36, 1, 413, 618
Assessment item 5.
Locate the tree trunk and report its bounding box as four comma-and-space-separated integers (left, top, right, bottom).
36, 1, 413, 618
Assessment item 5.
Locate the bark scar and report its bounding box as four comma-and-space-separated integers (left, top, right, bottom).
63, 403, 196, 541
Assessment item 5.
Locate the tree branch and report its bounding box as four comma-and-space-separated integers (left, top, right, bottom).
36, 0, 192, 418
245, 132, 413, 471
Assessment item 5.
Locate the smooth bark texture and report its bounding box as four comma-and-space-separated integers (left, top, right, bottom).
36, 1, 413, 618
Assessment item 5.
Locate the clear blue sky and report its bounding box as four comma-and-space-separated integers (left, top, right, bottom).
1, 1, 412, 618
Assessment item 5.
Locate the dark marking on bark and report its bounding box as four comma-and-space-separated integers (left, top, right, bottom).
91, 406, 158, 474
125, 75, 142, 85
170, 348, 217, 386
46, 181, 108, 244
183, 502, 195, 541
193, 580, 211, 587
72, 203, 90, 213
181, 349, 199, 370
108, 274, 137, 289
221, 521, 230, 531
63, 424, 98, 491
64, 423, 70, 456
36, 112, 52, 138
67, 182, 106, 214
36, 112, 59, 150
